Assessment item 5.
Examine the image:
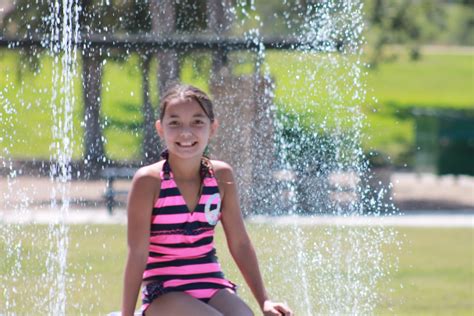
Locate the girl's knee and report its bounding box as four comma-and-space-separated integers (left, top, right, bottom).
147, 292, 222, 316
209, 289, 253, 316
225, 305, 253, 316
235, 306, 253, 316
239, 304, 254, 316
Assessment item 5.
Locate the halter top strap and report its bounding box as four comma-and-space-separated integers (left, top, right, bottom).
160, 159, 214, 181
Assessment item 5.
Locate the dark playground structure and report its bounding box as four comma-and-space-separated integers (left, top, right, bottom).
414, 109, 474, 176
1, 1, 346, 214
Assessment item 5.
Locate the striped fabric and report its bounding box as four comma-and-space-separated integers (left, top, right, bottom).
141, 160, 236, 312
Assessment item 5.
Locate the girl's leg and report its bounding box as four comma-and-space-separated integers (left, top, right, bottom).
145, 292, 223, 316
208, 289, 254, 316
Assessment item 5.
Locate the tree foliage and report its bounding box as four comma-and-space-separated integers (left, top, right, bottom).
365, 0, 447, 66
1, 0, 153, 69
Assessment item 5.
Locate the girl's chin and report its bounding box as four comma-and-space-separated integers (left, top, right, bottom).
168, 146, 204, 159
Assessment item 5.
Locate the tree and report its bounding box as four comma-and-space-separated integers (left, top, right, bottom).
366, 0, 446, 66
79, 1, 153, 175
2, 0, 153, 176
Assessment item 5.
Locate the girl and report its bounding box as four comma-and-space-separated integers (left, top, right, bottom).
121, 84, 293, 316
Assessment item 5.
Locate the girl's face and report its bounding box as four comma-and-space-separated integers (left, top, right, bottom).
156, 98, 217, 160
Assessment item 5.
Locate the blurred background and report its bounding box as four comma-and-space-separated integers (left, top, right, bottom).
0, 1, 473, 314
1, 0, 473, 211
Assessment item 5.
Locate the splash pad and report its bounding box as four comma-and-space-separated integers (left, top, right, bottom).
0, 1, 399, 314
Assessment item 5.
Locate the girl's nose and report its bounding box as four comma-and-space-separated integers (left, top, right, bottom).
180, 127, 193, 137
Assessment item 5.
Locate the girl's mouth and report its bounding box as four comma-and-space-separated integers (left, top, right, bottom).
176, 141, 198, 148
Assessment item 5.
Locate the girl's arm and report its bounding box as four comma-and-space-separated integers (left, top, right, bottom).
121, 168, 157, 316
215, 162, 292, 316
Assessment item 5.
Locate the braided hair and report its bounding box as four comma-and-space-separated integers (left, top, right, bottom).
160, 149, 212, 181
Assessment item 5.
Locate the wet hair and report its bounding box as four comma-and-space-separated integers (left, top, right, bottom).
159, 83, 214, 182
159, 83, 215, 123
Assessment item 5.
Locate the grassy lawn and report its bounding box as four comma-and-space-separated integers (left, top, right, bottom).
1, 224, 473, 315
264, 49, 474, 165
366, 50, 473, 109
1, 48, 473, 165
366, 48, 473, 165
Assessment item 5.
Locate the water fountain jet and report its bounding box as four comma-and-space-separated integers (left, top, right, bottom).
0, 1, 399, 314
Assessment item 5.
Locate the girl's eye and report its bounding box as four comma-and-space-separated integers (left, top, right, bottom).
168, 121, 179, 126
194, 120, 205, 125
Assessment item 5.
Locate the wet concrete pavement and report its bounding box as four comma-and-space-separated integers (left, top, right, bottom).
1, 172, 473, 226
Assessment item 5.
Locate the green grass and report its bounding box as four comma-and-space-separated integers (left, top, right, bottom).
375, 227, 474, 315
264, 49, 474, 165
365, 49, 474, 164
366, 51, 474, 108
0, 50, 85, 159
1, 48, 473, 165
1, 224, 473, 315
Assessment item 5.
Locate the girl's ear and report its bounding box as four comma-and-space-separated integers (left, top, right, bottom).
155, 120, 164, 139
210, 119, 218, 137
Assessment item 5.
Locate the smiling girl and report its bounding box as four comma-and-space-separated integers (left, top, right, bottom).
121, 84, 292, 316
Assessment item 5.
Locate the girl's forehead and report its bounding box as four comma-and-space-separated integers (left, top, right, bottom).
165, 97, 205, 115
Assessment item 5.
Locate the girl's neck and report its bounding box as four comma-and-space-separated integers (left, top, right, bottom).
167, 153, 202, 180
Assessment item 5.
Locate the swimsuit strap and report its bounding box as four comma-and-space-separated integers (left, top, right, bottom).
160, 149, 171, 180
200, 156, 214, 179
159, 148, 213, 181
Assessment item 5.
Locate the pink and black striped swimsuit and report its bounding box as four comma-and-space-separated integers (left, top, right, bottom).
141, 159, 236, 313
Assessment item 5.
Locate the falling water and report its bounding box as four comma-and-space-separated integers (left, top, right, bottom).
0, 1, 400, 314
0, 72, 20, 312
1, 1, 80, 313
46, 0, 80, 313
229, 1, 400, 314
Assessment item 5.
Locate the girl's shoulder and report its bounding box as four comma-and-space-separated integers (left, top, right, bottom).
209, 159, 233, 171
209, 159, 235, 182
132, 160, 164, 186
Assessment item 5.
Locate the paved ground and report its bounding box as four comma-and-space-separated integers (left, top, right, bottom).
392, 173, 474, 211
1, 208, 473, 227
249, 214, 474, 228
1, 172, 473, 226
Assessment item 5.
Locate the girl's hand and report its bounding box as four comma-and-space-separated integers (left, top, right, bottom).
262, 300, 293, 316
